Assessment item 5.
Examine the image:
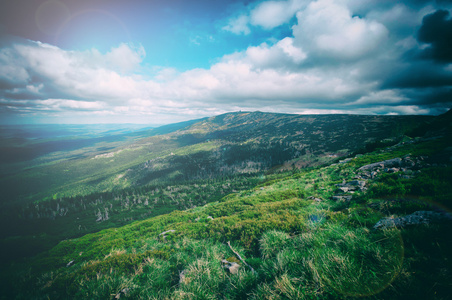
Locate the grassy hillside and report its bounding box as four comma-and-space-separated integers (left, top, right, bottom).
2, 115, 451, 299
0, 112, 432, 266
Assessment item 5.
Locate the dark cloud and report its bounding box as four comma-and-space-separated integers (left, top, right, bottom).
418, 9, 452, 62
416, 87, 452, 105
383, 62, 452, 89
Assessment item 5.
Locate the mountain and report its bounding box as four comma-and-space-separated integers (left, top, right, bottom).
0, 112, 430, 203
0, 112, 435, 261
1, 110, 451, 299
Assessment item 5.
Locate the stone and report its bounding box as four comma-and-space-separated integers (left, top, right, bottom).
338, 186, 350, 193
332, 195, 353, 202
358, 158, 402, 171
179, 270, 187, 284
373, 211, 452, 230
222, 259, 241, 275
159, 230, 176, 236
387, 167, 400, 173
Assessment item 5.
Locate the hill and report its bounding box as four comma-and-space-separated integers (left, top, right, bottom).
1, 110, 451, 299
0, 112, 431, 261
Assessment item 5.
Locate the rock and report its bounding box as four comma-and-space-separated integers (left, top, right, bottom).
338, 186, 350, 193
222, 259, 240, 275
308, 196, 322, 202
359, 158, 402, 171
179, 270, 187, 284
332, 195, 353, 202
159, 230, 176, 241
336, 180, 366, 192
373, 211, 452, 230
159, 230, 176, 236
386, 167, 400, 173
115, 288, 130, 299
207, 216, 214, 221
339, 158, 353, 164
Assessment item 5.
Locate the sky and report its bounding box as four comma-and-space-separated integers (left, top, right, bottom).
0, 0, 451, 124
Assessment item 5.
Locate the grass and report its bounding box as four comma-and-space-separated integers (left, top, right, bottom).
2, 134, 450, 299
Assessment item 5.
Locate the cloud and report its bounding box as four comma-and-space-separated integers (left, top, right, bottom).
222, 15, 251, 35
417, 9, 452, 62
250, 0, 306, 29
352, 90, 410, 105
1, 40, 155, 102
223, 0, 306, 34
1, 0, 452, 124
239, 37, 306, 70
293, 0, 389, 60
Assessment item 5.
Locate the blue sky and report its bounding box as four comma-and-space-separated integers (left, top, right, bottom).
1, 0, 451, 124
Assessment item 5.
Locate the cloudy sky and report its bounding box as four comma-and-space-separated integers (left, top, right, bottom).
0, 0, 451, 124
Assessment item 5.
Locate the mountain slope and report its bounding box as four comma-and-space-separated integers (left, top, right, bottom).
0, 112, 436, 263
3, 115, 451, 299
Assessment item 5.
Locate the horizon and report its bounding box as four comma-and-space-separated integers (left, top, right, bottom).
1, 0, 452, 124
1, 109, 445, 126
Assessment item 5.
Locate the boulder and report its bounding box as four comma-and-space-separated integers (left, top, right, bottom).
221, 259, 240, 275
359, 158, 402, 171
373, 211, 452, 230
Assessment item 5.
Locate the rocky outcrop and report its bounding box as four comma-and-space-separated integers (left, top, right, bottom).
359, 158, 403, 171
357, 155, 427, 180
336, 180, 366, 192
373, 211, 452, 230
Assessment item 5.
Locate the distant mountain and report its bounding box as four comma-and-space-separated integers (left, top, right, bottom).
0, 112, 432, 205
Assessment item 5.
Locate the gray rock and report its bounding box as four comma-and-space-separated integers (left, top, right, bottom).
222, 259, 241, 275
332, 195, 353, 202
308, 196, 322, 202
339, 158, 353, 164
179, 270, 187, 284
159, 230, 176, 236
374, 211, 452, 230
359, 158, 402, 171
338, 186, 350, 193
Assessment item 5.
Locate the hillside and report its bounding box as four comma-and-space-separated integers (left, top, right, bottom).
0, 110, 451, 299
0, 112, 430, 261
0, 112, 429, 203
2, 112, 451, 299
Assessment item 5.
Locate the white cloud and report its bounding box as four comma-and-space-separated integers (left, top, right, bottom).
9, 41, 157, 102
352, 89, 409, 105
223, 0, 306, 34
222, 15, 251, 35
250, 0, 306, 29
0, 47, 30, 85
104, 43, 145, 73
2, 0, 450, 123
293, 0, 388, 59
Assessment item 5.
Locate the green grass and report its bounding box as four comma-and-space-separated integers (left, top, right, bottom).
3, 134, 450, 299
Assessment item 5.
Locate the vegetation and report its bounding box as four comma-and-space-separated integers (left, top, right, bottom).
0, 111, 451, 299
